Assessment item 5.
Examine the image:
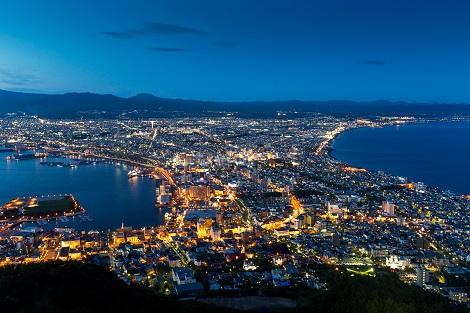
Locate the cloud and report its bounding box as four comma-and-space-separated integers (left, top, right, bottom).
0, 68, 40, 86
145, 22, 206, 35
148, 47, 188, 52
103, 22, 206, 39
356, 59, 387, 65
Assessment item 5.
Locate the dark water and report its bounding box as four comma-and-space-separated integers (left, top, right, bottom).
332, 121, 470, 195
0, 153, 165, 230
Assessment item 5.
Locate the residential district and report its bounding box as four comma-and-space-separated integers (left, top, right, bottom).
0, 114, 469, 306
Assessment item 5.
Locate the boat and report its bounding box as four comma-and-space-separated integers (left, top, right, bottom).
128, 169, 141, 179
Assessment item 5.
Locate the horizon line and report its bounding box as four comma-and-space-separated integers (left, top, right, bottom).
1, 88, 469, 106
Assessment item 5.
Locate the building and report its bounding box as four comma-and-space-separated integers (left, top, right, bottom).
197, 218, 213, 239
210, 226, 221, 241
291, 218, 300, 230
327, 202, 342, 215
386, 255, 410, 270
332, 233, 341, 247
216, 210, 223, 225
449, 289, 468, 303
174, 282, 205, 297
382, 201, 395, 216
57, 246, 70, 261
61, 238, 81, 249
157, 194, 171, 205
168, 254, 180, 267
171, 267, 196, 285
188, 185, 210, 201
416, 237, 430, 250
156, 182, 171, 205
415, 182, 426, 193
416, 266, 430, 287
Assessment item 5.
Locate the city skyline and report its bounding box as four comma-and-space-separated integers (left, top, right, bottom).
1, 1, 470, 312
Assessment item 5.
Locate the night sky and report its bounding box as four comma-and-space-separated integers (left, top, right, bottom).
1, 0, 469, 102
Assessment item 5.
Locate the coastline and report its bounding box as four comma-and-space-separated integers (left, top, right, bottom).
326, 119, 470, 196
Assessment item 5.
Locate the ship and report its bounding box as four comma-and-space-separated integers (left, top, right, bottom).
127, 169, 141, 179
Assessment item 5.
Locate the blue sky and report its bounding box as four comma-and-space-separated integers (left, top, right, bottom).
0, 0, 470, 102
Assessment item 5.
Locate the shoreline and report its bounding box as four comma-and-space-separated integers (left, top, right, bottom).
325, 119, 470, 196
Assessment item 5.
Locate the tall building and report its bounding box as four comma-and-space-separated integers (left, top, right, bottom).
382, 201, 395, 216
216, 210, 223, 225
304, 214, 313, 227
159, 183, 167, 196
332, 233, 341, 247
416, 237, 430, 250
183, 155, 194, 171
416, 266, 430, 287
210, 226, 221, 241
156, 181, 171, 205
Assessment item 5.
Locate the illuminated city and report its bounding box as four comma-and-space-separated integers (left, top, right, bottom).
1, 1, 470, 312
0, 114, 469, 308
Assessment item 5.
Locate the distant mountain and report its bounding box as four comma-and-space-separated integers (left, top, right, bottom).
1, 89, 469, 118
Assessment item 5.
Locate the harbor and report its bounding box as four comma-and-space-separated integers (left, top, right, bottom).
0, 151, 165, 230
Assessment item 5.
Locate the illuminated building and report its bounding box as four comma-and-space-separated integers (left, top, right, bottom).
415, 182, 426, 193
327, 202, 342, 215
386, 255, 410, 270
216, 210, 223, 225
416, 266, 430, 287
197, 218, 213, 238
210, 226, 221, 241
298, 213, 313, 228
243, 260, 257, 271
382, 201, 395, 216
449, 290, 468, 303
69, 249, 82, 260
188, 185, 210, 201
57, 247, 70, 261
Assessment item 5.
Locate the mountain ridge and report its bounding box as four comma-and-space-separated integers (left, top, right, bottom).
1, 89, 469, 118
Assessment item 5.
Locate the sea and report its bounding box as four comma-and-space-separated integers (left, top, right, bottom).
331, 121, 470, 195
0, 152, 166, 230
